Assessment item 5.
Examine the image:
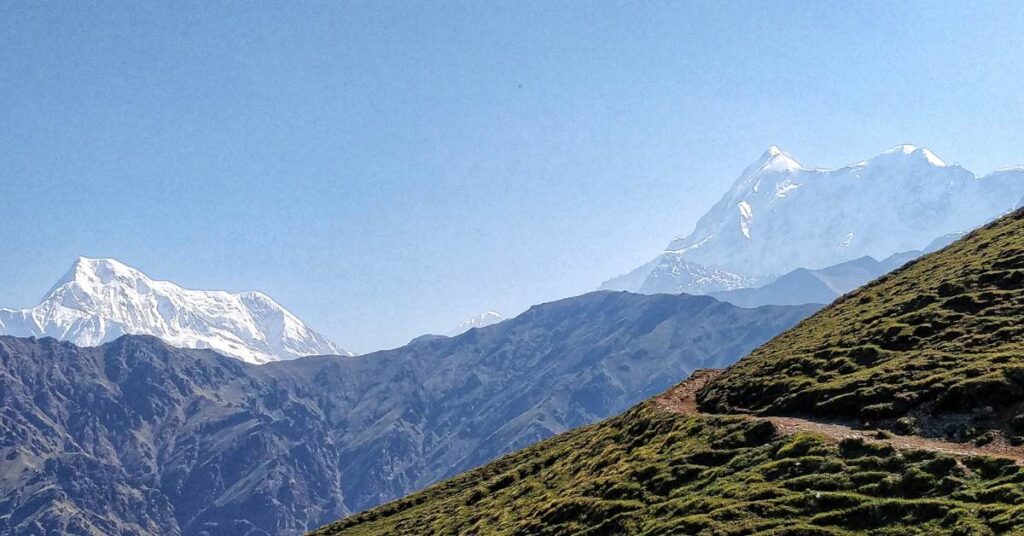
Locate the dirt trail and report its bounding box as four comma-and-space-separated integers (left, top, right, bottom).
653, 369, 1024, 464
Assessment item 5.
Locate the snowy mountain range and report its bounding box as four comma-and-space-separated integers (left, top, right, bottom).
603, 145, 1024, 295
447, 311, 504, 336
0, 257, 350, 363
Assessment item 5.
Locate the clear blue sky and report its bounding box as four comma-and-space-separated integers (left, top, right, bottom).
2, 1, 1023, 352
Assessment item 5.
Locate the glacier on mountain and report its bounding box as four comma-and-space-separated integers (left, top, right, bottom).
603, 145, 1024, 294
0, 257, 350, 363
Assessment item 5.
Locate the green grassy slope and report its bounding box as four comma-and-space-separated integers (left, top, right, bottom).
700, 210, 1024, 440
698, 208, 1024, 440
313, 404, 1024, 535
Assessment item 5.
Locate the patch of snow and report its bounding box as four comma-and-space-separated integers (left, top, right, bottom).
920, 148, 947, 167
448, 311, 504, 336
879, 144, 947, 167
839, 233, 854, 248
637, 253, 774, 295
773, 179, 800, 198
752, 146, 804, 175
738, 201, 753, 240
891, 144, 919, 155
665, 234, 713, 255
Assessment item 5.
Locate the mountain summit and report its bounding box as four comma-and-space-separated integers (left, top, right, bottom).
447, 311, 504, 336
603, 145, 1024, 295
0, 257, 350, 363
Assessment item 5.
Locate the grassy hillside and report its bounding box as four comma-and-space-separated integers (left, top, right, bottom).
700, 210, 1024, 440
698, 208, 1024, 441
313, 404, 1024, 535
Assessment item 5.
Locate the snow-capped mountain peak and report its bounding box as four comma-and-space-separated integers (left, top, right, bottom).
602, 145, 1024, 295
447, 311, 504, 336
48, 257, 137, 297
870, 144, 948, 168
66, 256, 138, 283
0, 257, 351, 364
737, 145, 804, 184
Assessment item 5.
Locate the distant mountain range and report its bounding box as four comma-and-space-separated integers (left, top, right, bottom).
0, 257, 350, 363
603, 145, 1024, 295
446, 311, 504, 336
709, 233, 960, 308
0, 291, 814, 535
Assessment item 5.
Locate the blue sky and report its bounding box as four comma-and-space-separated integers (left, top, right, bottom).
2, 1, 1023, 352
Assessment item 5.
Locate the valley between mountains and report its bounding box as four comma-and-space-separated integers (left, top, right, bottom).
315, 208, 1024, 536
